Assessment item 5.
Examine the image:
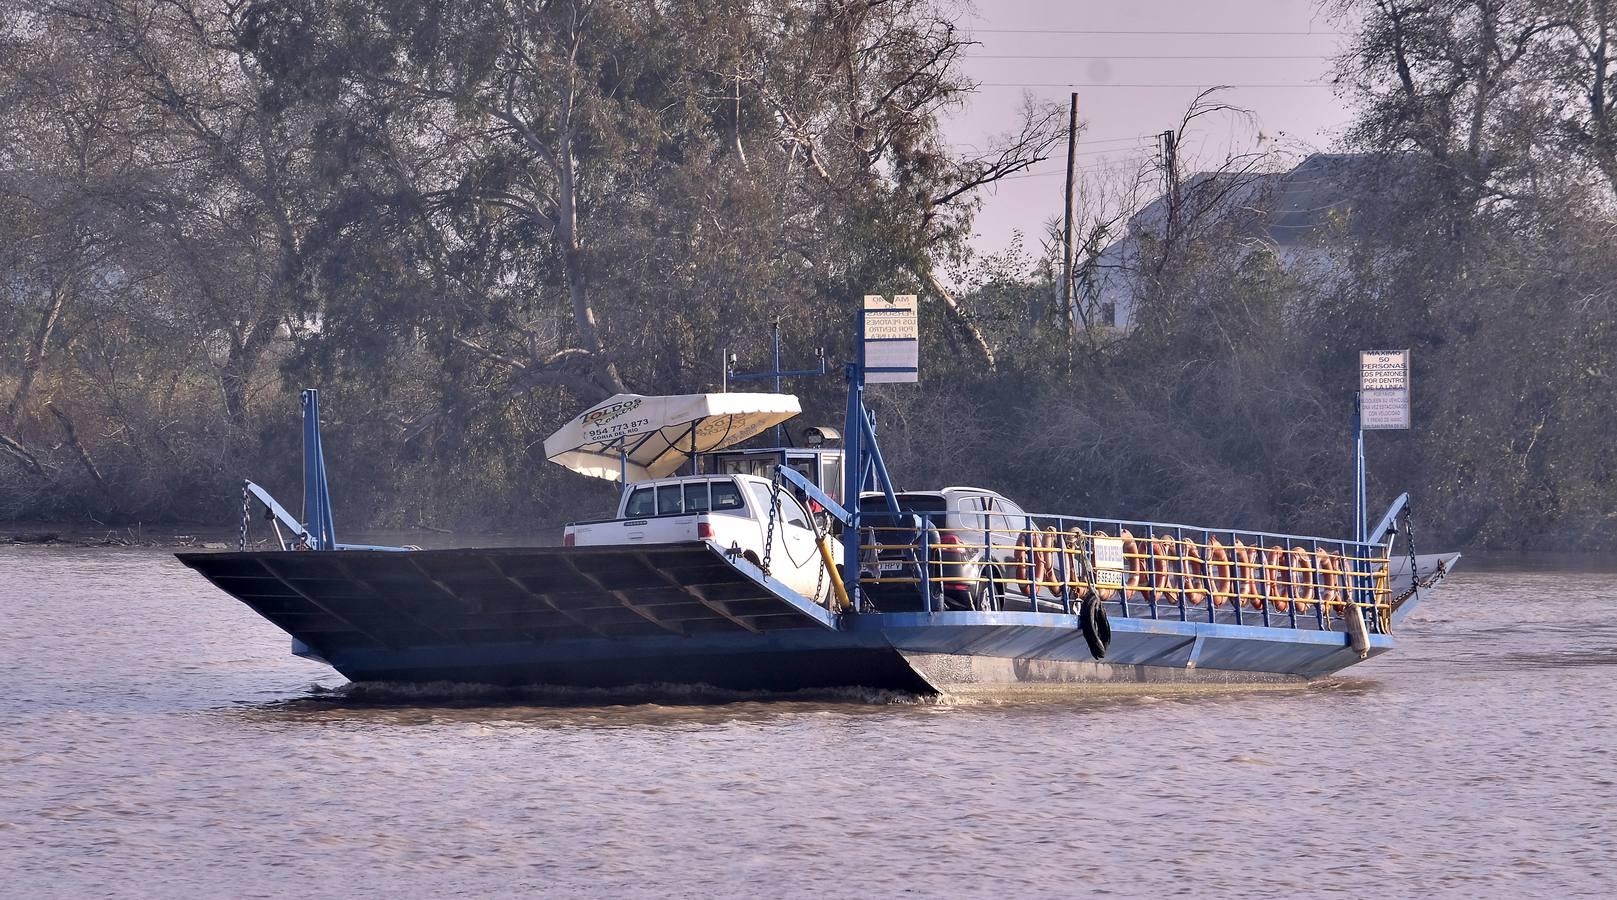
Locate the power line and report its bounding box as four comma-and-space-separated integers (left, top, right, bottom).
978, 82, 1336, 88
1074, 144, 1154, 156
1075, 134, 1163, 146
971, 29, 1342, 36
971, 54, 1334, 60
1003, 159, 1158, 181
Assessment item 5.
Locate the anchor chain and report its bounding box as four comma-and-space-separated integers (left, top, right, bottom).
240, 483, 251, 552
760, 469, 781, 576
1400, 503, 1422, 618
810, 509, 828, 603
1070, 528, 1099, 602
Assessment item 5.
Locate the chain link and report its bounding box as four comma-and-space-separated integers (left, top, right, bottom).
761, 469, 780, 575
811, 510, 827, 604
1402, 502, 1420, 618
240, 484, 250, 552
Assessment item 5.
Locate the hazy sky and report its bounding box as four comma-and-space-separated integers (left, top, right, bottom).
947, 0, 1352, 258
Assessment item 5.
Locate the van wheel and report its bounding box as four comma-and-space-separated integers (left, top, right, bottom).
975, 567, 999, 612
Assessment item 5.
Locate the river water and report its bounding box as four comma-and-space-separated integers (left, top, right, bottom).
3, 548, 1614, 897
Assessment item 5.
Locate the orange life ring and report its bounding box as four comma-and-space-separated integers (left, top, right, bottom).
1262, 545, 1291, 613
1028, 527, 1050, 595
1289, 546, 1318, 613
1233, 539, 1262, 609
1012, 531, 1033, 595
1206, 537, 1234, 607
1042, 526, 1062, 592
1180, 538, 1209, 606
1150, 534, 1179, 604
1120, 529, 1147, 598
1316, 547, 1346, 615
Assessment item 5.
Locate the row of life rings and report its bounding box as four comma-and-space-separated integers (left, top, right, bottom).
1080, 530, 1353, 615
1010, 526, 1071, 595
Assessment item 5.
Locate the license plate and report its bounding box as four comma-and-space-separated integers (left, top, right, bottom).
879, 562, 904, 573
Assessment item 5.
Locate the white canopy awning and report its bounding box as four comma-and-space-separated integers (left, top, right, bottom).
542, 392, 801, 483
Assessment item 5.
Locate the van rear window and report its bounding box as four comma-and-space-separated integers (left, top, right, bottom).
859, 494, 946, 514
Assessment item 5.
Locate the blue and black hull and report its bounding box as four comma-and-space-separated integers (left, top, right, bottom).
177, 543, 1452, 695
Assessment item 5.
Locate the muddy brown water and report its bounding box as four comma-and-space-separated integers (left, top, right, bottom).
3, 548, 1615, 897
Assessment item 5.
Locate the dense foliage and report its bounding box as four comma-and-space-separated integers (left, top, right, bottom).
1, 0, 1614, 550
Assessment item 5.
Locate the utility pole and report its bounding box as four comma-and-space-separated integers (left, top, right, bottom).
1159, 130, 1180, 241
1061, 92, 1078, 334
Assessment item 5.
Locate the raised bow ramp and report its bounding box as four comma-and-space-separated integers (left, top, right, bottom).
173, 543, 943, 691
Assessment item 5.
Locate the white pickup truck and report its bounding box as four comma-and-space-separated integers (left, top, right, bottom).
563, 474, 831, 604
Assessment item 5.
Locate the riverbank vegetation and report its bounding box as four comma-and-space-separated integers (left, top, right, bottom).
2, 0, 1614, 550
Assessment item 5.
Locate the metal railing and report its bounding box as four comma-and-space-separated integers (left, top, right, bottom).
855, 512, 1395, 634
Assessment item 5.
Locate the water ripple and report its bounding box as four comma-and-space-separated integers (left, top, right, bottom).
2, 550, 1615, 897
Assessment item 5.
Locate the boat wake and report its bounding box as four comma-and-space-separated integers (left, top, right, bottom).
294, 679, 955, 709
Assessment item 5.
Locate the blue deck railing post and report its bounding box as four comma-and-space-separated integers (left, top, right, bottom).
1285, 538, 1299, 628
1203, 530, 1214, 624
1057, 516, 1072, 615
919, 516, 932, 613
1145, 526, 1158, 620
1230, 531, 1243, 627
1174, 526, 1188, 622
1314, 539, 1327, 630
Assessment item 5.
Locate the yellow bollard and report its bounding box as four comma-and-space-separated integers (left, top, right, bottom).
817, 535, 851, 611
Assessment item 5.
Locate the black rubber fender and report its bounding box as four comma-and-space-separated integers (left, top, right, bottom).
1080, 595, 1112, 660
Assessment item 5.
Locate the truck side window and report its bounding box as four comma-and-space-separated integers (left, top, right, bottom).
684, 482, 712, 512
625, 488, 655, 518
656, 484, 683, 515
747, 483, 774, 519
781, 496, 810, 530
711, 481, 745, 513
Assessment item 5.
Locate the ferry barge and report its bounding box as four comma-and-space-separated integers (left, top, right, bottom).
178, 312, 1456, 696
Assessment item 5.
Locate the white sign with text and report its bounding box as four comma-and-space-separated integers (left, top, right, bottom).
1360, 349, 1410, 430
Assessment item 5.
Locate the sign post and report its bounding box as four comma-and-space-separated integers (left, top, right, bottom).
844, 294, 921, 609
1355, 350, 1411, 541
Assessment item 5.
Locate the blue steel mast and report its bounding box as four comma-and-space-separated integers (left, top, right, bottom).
301, 389, 336, 551
726, 319, 826, 444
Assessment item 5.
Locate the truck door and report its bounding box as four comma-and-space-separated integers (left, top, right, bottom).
775, 493, 823, 600
747, 482, 823, 600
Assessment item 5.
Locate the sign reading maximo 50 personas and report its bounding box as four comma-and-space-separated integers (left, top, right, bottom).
864, 294, 918, 383
1360, 349, 1411, 430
